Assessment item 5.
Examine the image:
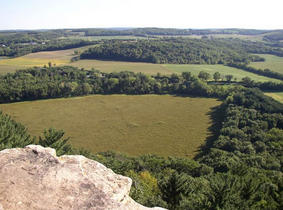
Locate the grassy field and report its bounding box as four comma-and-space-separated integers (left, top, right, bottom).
0, 44, 98, 74
264, 92, 283, 103
0, 47, 280, 83
60, 36, 151, 41
68, 60, 280, 82
250, 54, 283, 73
0, 95, 221, 158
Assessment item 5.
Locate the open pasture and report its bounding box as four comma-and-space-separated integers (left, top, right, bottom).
0, 95, 221, 158
68, 60, 280, 82
250, 54, 283, 74
264, 91, 283, 104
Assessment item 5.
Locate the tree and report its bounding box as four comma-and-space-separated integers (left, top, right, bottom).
242, 76, 253, 85
0, 111, 34, 150
171, 73, 180, 83
198, 71, 211, 81
225, 75, 234, 82
213, 72, 221, 81
182, 72, 192, 81
38, 127, 72, 156
48, 62, 52, 67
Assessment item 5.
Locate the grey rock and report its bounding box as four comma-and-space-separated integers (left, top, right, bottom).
0, 145, 166, 210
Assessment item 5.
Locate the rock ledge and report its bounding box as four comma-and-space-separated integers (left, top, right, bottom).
0, 145, 165, 210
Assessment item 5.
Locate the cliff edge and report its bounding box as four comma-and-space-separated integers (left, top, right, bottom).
0, 145, 165, 210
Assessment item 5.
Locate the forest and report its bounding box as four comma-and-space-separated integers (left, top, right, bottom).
0, 65, 283, 209
80, 38, 268, 64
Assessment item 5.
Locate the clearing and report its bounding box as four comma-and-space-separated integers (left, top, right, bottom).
0, 95, 221, 158
264, 92, 283, 104
0, 44, 98, 74
250, 54, 283, 74
68, 60, 280, 82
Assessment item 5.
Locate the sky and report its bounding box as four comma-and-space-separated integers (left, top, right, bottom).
0, 0, 282, 30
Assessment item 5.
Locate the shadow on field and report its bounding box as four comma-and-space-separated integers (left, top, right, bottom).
194, 102, 226, 160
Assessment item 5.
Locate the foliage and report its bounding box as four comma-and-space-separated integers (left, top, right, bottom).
39, 127, 72, 156
80, 38, 265, 64
0, 110, 34, 150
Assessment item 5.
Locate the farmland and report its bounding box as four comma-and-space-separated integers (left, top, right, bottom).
264, 91, 283, 103
68, 59, 281, 82
250, 54, 283, 73
59, 35, 151, 41
0, 44, 98, 74
0, 95, 221, 158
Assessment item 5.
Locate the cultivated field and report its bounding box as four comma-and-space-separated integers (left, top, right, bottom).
0, 44, 98, 74
0, 95, 221, 158
250, 54, 283, 73
264, 92, 283, 103
68, 60, 280, 82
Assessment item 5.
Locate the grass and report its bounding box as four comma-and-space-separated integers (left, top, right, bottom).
0, 46, 280, 83
59, 36, 151, 41
0, 44, 99, 74
264, 91, 283, 104
250, 54, 283, 74
68, 60, 281, 82
0, 95, 221, 158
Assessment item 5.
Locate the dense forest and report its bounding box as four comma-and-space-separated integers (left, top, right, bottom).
80, 38, 268, 64
264, 32, 283, 42
0, 65, 283, 209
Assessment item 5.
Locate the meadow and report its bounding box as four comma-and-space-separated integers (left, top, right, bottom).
264, 91, 283, 103
0, 46, 281, 83
0, 95, 221, 158
68, 60, 280, 82
250, 54, 283, 73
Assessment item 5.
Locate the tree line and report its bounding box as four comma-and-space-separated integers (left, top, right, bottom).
227, 62, 283, 81
80, 38, 267, 64
0, 39, 98, 57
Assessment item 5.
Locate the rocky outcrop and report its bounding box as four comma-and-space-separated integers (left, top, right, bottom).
0, 145, 165, 210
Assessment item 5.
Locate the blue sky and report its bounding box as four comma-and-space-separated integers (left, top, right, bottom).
0, 0, 282, 30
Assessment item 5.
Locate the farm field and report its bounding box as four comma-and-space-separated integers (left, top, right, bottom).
60, 36, 151, 41
264, 92, 283, 103
0, 44, 99, 74
68, 60, 280, 82
250, 54, 283, 73
0, 95, 221, 158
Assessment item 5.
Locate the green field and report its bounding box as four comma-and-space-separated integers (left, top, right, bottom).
0, 46, 281, 83
68, 60, 281, 82
60, 36, 151, 41
264, 92, 283, 103
0, 44, 99, 74
0, 95, 221, 158
250, 54, 283, 73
